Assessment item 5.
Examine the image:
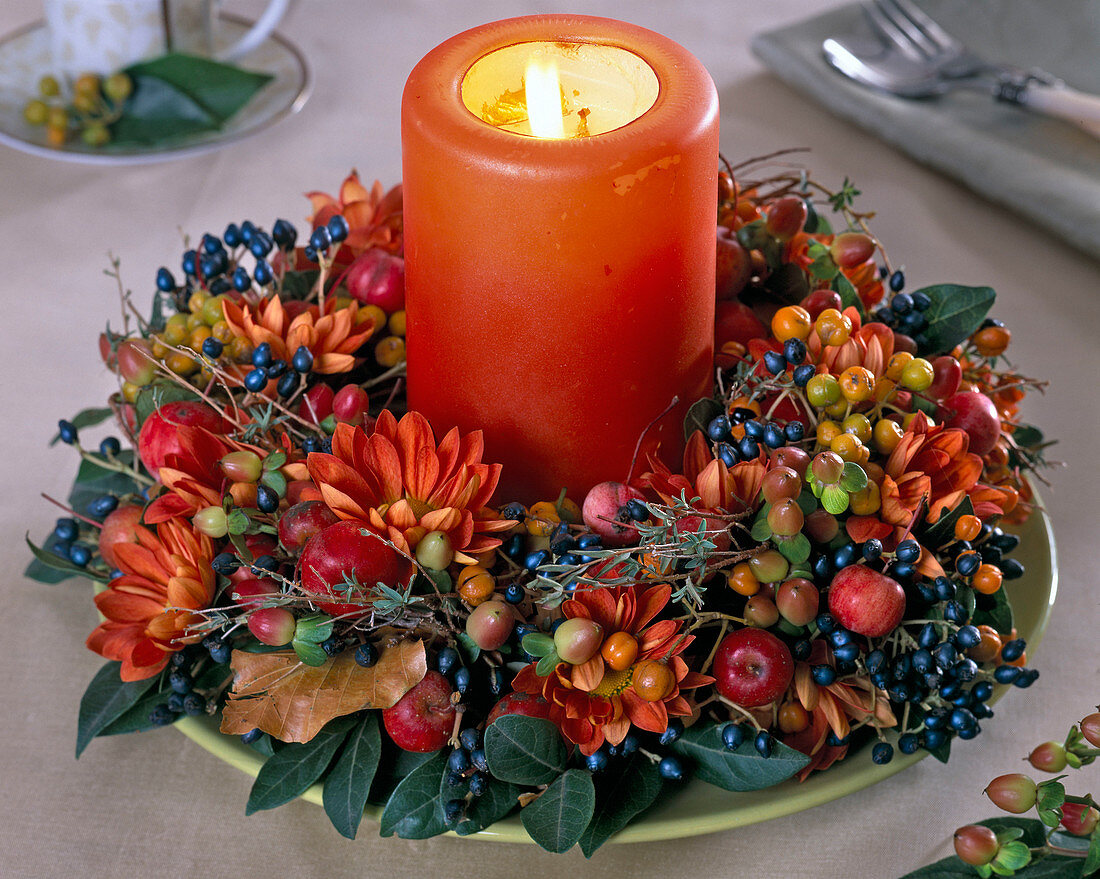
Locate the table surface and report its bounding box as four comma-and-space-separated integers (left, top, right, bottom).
2, 1, 1097, 877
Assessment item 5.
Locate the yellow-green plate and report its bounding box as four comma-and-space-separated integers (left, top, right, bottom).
175, 506, 1057, 844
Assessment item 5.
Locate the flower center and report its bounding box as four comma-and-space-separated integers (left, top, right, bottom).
590, 667, 632, 698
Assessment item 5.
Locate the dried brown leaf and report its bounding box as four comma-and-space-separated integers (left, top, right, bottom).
219, 640, 427, 743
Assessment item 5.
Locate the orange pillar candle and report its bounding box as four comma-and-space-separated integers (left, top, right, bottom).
402, 15, 718, 502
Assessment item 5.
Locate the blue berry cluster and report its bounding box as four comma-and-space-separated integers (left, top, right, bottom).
706, 412, 804, 467
241, 340, 314, 398
870, 289, 933, 346
148, 648, 215, 726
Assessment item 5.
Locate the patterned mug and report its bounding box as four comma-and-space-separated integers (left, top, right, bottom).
43, 0, 290, 78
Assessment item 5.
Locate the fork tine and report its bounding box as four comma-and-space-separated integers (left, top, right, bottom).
875, 0, 941, 57
887, 0, 964, 53
861, 2, 928, 61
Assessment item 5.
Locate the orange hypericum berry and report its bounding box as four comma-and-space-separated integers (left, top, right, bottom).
873, 418, 904, 454
771, 305, 812, 342
972, 563, 1003, 595
778, 702, 810, 734
954, 514, 982, 542
166, 352, 198, 375
457, 564, 495, 607
601, 631, 639, 671
967, 625, 1002, 663
526, 501, 561, 537
872, 377, 897, 403
839, 366, 875, 403
814, 308, 852, 347
816, 419, 842, 447
726, 562, 760, 596
885, 351, 914, 382
632, 660, 675, 702
849, 480, 881, 516
375, 335, 406, 367
973, 325, 1011, 357
830, 432, 863, 463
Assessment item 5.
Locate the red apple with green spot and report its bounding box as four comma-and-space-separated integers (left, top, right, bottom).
713, 628, 794, 707
299, 520, 413, 617
486, 692, 552, 726
828, 564, 906, 638
278, 501, 339, 553
382, 670, 455, 752
137, 400, 231, 476
938, 390, 1001, 456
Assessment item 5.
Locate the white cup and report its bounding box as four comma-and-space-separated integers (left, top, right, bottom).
43, 0, 290, 79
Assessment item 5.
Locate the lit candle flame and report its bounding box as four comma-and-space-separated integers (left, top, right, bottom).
524, 58, 565, 139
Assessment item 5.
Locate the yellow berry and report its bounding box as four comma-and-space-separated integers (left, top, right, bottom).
150, 338, 170, 359
47, 105, 68, 129
527, 500, 561, 537
102, 72, 133, 103
189, 326, 213, 349
186, 312, 206, 331
873, 418, 904, 454
121, 381, 141, 404
841, 413, 872, 443
824, 398, 849, 419
849, 480, 881, 515
201, 294, 226, 326
885, 351, 914, 382
23, 99, 48, 126
74, 73, 100, 98
771, 305, 813, 342
166, 352, 198, 375
830, 432, 863, 462
228, 337, 253, 362
188, 290, 209, 314
816, 419, 841, 446
38, 75, 60, 98
900, 357, 935, 392
358, 304, 386, 335
211, 320, 233, 343
839, 366, 875, 403
375, 335, 406, 367
806, 374, 842, 407
726, 563, 760, 596
873, 377, 897, 404
388, 310, 407, 336
163, 313, 190, 345
814, 308, 852, 347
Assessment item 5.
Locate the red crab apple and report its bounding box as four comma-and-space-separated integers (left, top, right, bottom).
582, 481, 646, 547
713, 628, 794, 707
137, 400, 231, 477
278, 501, 339, 553
382, 670, 455, 752
715, 299, 767, 349
97, 504, 145, 569
1061, 803, 1100, 837
828, 564, 906, 638
485, 692, 552, 726
465, 600, 515, 651
715, 227, 752, 300
938, 390, 1001, 456
345, 248, 405, 313
298, 520, 413, 617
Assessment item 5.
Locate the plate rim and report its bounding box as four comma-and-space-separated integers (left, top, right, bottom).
0, 13, 312, 165
174, 501, 1058, 844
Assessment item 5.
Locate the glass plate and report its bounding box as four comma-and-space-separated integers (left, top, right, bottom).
175, 505, 1057, 844
0, 15, 311, 165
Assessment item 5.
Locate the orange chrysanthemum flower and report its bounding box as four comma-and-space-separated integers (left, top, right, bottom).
639, 430, 768, 516
782, 642, 897, 779
305, 410, 511, 562
306, 170, 403, 257
748, 307, 894, 378
86, 518, 216, 681
513, 583, 712, 755
222, 294, 375, 375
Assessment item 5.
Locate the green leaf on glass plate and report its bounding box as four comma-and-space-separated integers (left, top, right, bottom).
379, 751, 448, 839
25, 535, 108, 584
521, 769, 596, 853
453, 778, 520, 836
49, 407, 114, 445
684, 398, 723, 442
76, 661, 158, 757
245, 717, 353, 815
912, 284, 996, 356
579, 753, 664, 857
112, 53, 274, 146
322, 713, 382, 839
485, 715, 569, 785
670, 722, 808, 791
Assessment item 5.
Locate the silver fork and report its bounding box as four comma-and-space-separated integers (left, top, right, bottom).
826, 0, 1100, 135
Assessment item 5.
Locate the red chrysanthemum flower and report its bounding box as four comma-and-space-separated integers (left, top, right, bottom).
86, 518, 216, 681
639, 430, 768, 516
512, 583, 712, 755
305, 410, 512, 562
306, 170, 403, 257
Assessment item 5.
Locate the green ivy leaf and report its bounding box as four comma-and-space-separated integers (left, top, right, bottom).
1039, 808, 1062, 828
535, 651, 561, 677
821, 483, 850, 515
76, 661, 159, 757
838, 461, 868, 493
292, 640, 329, 667
1084, 826, 1100, 874
921, 497, 976, 550
521, 769, 596, 853
454, 778, 520, 836
522, 633, 555, 658
322, 713, 381, 839
1037, 781, 1066, 813
912, 284, 996, 356
260, 469, 287, 496
379, 751, 448, 839
750, 515, 773, 542
246, 718, 353, 815
683, 398, 723, 442
833, 273, 865, 317
669, 722, 809, 791
579, 753, 664, 857
776, 533, 811, 565
455, 632, 480, 663
484, 715, 569, 785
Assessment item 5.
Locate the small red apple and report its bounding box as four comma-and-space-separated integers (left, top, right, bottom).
485, 692, 552, 726
278, 501, 339, 553
97, 504, 145, 569
715, 227, 752, 300
581, 481, 646, 547
299, 520, 413, 616
715, 300, 767, 349
137, 401, 231, 477
382, 670, 455, 752
828, 564, 906, 638
938, 390, 1001, 456
344, 248, 405, 313
465, 600, 515, 651
713, 628, 794, 707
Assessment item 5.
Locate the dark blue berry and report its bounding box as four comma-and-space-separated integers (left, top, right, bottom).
625, 499, 648, 521
934, 577, 956, 601
209, 277, 231, 295
244, 368, 267, 392
763, 423, 785, 448
1000, 639, 1026, 662
953, 625, 981, 649
754, 731, 773, 758
994, 665, 1021, 684
309, 227, 333, 252
471, 748, 488, 772
744, 420, 764, 440
706, 414, 731, 442
181, 249, 198, 276
303, 244, 318, 263
956, 552, 980, 577
792, 363, 816, 387
911, 291, 931, 311
443, 800, 465, 825
248, 232, 273, 259
922, 729, 947, 749
524, 550, 550, 571
150, 705, 176, 726
939, 681, 962, 700
169, 671, 192, 694
250, 342, 272, 368
88, 494, 119, 518
327, 215, 350, 243
950, 659, 978, 682
865, 649, 886, 674
891, 293, 913, 315
183, 693, 206, 716
815, 613, 837, 634
659, 755, 685, 780
862, 539, 883, 561
829, 628, 853, 649
892, 562, 915, 580
943, 601, 966, 623
722, 723, 746, 751
447, 748, 470, 774
211, 552, 239, 575
68, 543, 91, 566
826, 731, 850, 747
503, 534, 525, 560
276, 372, 298, 398
793, 639, 812, 661
659, 719, 684, 746
890, 654, 911, 680
833, 643, 860, 663
291, 346, 314, 373
453, 667, 471, 694
1013, 668, 1039, 688
586, 749, 610, 772
256, 484, 279, 513
459, 728, 479, 752
812, 554, 833, 580
156, 267, 177, 292
739, 437, 759, 460
971, 682, 994, 703
54, 518, 78, 542
918, 622, 938, 650
167, 692, 185, 713
833, 543, 857, 569
208, 640, 231, 664
731, 407, 757, 424
871, 742, 894, 764
504, 583, 525, 604
266, 358, 287, 379
468, 773, 488, 797
933, 642, 957, 669
888, 683, 910, 703
619, 733, 640, 756
949, 708, 976, 731
253, 259, 274, 286
783, 338, 807, 365
916, 581, 937, 603
895, 540, 920, 563
889, 270, 905, 293
911, 649, 934, 674
202, 337, 224, 358
251, 555, 277, 576
271, 219, 297, 248
898, 733, 920, 754
812, 665, 836, 686
784, 421, 805, 442
764, 350, 787, 375
57, 419, 78, 445
436, 647, 459, 676
715, 443, 737, 467
972, 704, 994, 720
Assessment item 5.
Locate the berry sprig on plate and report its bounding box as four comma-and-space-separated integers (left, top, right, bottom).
29, 159, 1052, 852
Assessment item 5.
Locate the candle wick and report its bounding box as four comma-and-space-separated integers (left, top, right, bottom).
624, 395, 680, 485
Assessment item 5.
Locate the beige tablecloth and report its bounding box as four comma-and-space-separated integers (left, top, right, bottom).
2, 1, 1098, 877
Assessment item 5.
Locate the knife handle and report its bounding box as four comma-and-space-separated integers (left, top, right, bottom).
1018, 81, 1100, 137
